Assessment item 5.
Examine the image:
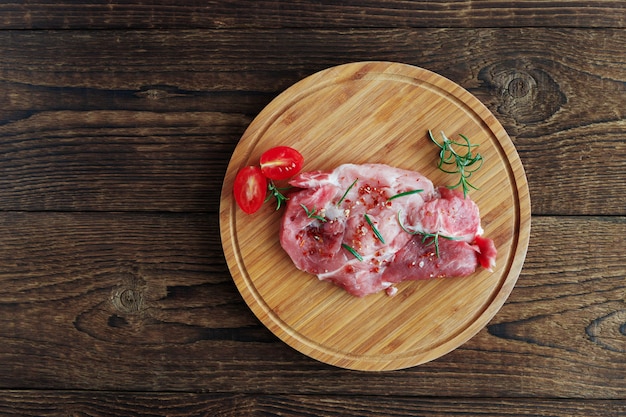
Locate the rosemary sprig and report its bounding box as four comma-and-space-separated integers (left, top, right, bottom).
364, 214, 385, 244
387, 189, 423, 201
337, 178, 358, 206
341, 243, 363, 261
300, 203, 326, 222
419, 232, 462, 258
428, 130, 483, 198
396, 210, 461, 258
265, 180, 290, 210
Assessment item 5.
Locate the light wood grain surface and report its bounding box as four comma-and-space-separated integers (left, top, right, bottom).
0, 1, 624, 415
221, 62, 531, 370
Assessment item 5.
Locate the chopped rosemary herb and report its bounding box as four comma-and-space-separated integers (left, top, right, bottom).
396, 210, 421, 236
387, 189, 423, 201
428, 130, 483, 198
342, 243, 363, 261
300, 203, 326, 222
396, 210, 460, 258
364, 214, 385, 244
420, 232, 461, 258
337, 178, 358, 206
265, 180, 290, 210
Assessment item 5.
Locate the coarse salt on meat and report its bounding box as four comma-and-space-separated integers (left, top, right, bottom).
279, 163, 496, 297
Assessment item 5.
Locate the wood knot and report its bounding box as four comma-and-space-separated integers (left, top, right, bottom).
586, 310, 626, 353
507, 77, 530, 98
478, 60, 566, 124
111, 279, 145, 314
351, 69, 367, 80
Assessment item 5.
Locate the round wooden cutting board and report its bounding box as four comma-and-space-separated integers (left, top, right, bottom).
219, 61, 531, 371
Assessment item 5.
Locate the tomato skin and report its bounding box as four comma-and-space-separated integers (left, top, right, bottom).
259, 146, 304, 180
233, 166, 267, 214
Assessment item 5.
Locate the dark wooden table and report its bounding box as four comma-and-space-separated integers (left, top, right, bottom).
1, 2, 625, 415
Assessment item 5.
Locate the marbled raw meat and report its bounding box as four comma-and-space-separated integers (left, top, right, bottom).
279, 163, 496, 297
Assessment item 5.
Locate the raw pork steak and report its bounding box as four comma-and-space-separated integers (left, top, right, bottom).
279, 163, 496, 297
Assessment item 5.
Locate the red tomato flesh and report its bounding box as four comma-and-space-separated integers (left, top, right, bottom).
260, 146, 304, 180
233, 166, 267, 214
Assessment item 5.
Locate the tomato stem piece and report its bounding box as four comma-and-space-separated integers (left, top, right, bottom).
265, 180, 290, 210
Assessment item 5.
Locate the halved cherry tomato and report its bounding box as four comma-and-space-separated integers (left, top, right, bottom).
259, 146, 304, 180
233, 166, 267, 214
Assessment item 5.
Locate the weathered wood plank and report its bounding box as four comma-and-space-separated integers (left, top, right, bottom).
0, 392, 624, 417
0, 1, 623, 30
0, 29, 624, 215
0, 214, 624, 397
0, 110, 245, 212
256, 396, 626, 417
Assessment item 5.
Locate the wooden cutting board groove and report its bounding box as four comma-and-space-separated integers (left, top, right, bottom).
220, 61, 531, 371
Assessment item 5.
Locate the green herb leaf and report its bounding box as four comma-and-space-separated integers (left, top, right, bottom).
337, 178, 358, 206
396, 210, 420, 235
300, 203, 327, 222
387, 189, 423, 201
342, 243, 363, 261
265, 180, 290, 210
420, 232, 461, 258
396, 210, 460, 258
428, 130, 483, 198
364, 214, 385, 244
